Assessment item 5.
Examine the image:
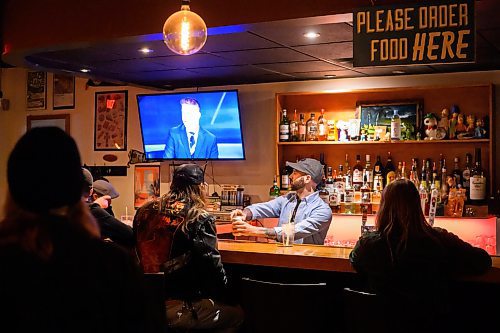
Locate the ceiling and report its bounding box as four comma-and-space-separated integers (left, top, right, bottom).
9, 0, 500, 90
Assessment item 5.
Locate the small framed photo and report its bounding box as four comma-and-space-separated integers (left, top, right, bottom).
53, 74, 75, 109
27, 71, 47, 110
134, 165, 161, 209
94, 90, 128, 151
27, 114, 70, 133
356, 100, 423, 140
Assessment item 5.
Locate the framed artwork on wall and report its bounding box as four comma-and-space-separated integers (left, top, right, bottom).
53, 74, 75, 109
134, 165, 160, 209
94, 90, 128, 151
27, 114, 70, 133
26, 71, 47, 110
356, 100, 423, 140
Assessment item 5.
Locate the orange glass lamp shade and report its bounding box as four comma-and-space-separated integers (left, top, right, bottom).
163, 0, 207, 55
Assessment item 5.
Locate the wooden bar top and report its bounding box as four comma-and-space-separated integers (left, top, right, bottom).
218, 240, 500, 283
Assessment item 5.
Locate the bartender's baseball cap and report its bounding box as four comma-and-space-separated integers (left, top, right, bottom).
92, 179, 120, 199
286, 158, 324, 185
173, 164, 204, 185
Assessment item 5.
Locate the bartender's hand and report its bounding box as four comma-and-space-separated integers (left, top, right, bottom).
232, 219, 262, 237
230, 208, 247, 220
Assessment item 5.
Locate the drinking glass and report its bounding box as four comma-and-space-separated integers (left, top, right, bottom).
282, 223, 295, 247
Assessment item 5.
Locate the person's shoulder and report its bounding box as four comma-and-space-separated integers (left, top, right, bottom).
200, 127, 216, 139
358, 231, 384, 247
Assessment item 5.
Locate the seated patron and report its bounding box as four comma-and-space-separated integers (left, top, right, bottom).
0, 127, 146, 332
83, 169, 135, 250
92, 178, 119, 216
231, 158, 332, 245
349, 179, 492, 333
134, 163, 243, 332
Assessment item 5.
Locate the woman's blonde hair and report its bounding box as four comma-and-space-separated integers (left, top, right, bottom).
167, 181, 208, 233
0, 193, 100, 260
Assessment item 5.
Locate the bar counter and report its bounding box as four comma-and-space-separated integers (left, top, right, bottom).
218, 240, 500, 283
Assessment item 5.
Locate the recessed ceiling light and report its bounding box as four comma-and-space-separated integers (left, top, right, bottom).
324, 74, 336, 79
392, 70, 406, 74
139, 47, 154, 54
303, 32, 320, 39
80, 68, 90, 73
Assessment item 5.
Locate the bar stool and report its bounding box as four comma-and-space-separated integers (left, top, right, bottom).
239, 277, 329, 333
143, 273, 167, 333
342, 288, 386, 333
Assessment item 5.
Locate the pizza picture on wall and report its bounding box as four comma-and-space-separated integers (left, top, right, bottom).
94, 90, 128, 151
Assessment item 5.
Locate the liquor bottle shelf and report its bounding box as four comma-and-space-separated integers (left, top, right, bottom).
277, 139, 490, 145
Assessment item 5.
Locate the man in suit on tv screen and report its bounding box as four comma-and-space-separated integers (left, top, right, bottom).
163, 97, 219, 159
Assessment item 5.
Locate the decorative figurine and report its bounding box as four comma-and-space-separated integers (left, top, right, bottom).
448, 107, 459, 139
455, 114, 467, 133
438, 108, 449, 132
474, 118, 487, 138
424, 113, 439, 140
466, 114, 475, 133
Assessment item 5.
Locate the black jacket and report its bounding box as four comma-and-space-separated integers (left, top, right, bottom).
134, 198, 228, 302
0, 215, 147, 333
349, 227, 492, 331
89, 202, 135, 249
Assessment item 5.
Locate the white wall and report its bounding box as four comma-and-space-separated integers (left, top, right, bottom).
1, 69, 499, 219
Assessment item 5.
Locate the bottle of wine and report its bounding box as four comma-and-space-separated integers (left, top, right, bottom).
279, 109, 290, 142
280, 165, 290, 191
469, 148, 486, 205
290, 109, 299, 142
385, 152, 396, 186
462, 153, 472, 200
390, 109, 401, 140
452, 157, 462, 186
269, 175, 281, 200
298, 113, 306, 141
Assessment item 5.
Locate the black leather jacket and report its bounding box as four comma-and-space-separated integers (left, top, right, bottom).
134, 197, 228, 301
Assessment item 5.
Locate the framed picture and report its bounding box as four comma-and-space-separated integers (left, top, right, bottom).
134, 165, 160, 209
356, 100, 423, 140
27, 114, 70, 133
94, 90, 128, 151
53, 74, 75, 109
26, 71, 47, 110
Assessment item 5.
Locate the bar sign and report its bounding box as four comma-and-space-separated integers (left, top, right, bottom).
353, 0, 475, 67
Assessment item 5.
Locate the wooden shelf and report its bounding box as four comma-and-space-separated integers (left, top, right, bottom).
278, 139, 490, 146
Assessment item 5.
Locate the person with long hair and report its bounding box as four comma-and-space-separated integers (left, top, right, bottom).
134, 163, 243, 333
0, 127, 147, 333
350, 179, 491, 332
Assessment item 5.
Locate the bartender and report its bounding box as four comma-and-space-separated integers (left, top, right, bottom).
230, 158, 332, 245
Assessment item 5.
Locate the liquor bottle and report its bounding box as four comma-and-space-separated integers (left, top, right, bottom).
319, 153, 327, 180
385, 152, 396, 186
364, 154, 373, 188
280, 165, 290, 191
396, 161, 403, 180
374, 155, 384, 176
425, 159, 432, 190
390, 109, 401, 140
290, 109, 299, 142
462, 153, 472, 200
336, 165, 346, 194
419, 183, 429, 216
306, 113, 318, 141
344, 153, 350, 172
432, 162, 438, 186
401, 161, 407, 180
325, 167, 335, 193
319, 178, 330, 204
269, 175, 281, 200
317, 109, 327, 141
327, 120, 337, 141
360, 174, 372, 203
344, 180, 355, 214
469, 148, 486, 205
279, 109, 290, 142
298, 113, 307, 141
452, 157, 461, 186
440, 157, 448, 199
352, 155, 364, 191
371, 178, 383, 204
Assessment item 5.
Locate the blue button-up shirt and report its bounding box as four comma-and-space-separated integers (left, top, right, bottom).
246, 191, 332, 245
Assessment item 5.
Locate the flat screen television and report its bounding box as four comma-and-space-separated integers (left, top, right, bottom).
137, 90, 245, 160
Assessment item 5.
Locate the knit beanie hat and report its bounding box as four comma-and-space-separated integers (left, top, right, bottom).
7, 127, 84, 213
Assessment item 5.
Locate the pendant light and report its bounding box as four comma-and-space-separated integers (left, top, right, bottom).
163, 0, 207, 56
